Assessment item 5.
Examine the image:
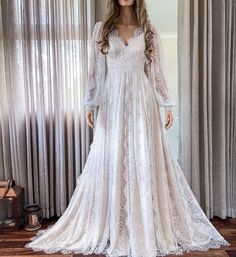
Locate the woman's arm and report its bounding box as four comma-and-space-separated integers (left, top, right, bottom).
146, 23, 176, 112
83, 21, 106, 111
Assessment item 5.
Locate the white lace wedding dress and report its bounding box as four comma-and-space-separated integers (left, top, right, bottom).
25, 21, 230, 257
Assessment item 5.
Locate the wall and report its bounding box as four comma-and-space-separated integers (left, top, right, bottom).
146, 0, 178, 159
96, 0, 107, 21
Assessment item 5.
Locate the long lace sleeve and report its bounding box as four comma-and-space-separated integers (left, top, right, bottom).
83, 21, 106, 111
146, 24, 175, 111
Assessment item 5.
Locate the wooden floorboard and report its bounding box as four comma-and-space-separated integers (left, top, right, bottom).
0, 216, 235, 256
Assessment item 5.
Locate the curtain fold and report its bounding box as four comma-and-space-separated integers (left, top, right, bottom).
0, 0, 96, 218
178, 0, 236, 219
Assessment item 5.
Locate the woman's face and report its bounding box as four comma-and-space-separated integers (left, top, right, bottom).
118, 0, 135, 7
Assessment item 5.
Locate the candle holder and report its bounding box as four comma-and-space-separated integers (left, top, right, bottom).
22, 204, 43, 231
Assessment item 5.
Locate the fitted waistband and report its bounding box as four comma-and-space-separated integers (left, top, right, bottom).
107, 65, 144, 72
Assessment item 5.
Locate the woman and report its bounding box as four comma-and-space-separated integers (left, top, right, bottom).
25, 0, 230, 256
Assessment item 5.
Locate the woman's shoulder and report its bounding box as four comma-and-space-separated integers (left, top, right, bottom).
92, 21, 104, 36
149, 20, 160, 34
90, 21, 104, 37
94, 21, 104, 29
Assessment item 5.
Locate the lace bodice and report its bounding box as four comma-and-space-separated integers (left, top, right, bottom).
106, 26, 145, 71
83, 21, 175, 111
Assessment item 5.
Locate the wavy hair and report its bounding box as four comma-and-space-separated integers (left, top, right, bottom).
97, 0, 155, 64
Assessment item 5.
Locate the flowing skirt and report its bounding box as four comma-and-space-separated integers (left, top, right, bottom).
25, 69, 230, 257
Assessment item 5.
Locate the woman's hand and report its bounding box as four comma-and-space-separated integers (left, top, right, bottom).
86, 110, 94, 128
165, 110, 174, 129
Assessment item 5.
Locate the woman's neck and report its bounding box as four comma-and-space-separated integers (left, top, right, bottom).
117, 6, 138, 26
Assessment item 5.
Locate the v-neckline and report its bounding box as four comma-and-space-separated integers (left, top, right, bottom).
113, 26, 143, 47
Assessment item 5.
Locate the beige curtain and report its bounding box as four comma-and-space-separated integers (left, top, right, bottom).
0, 0, 96, 218
178, 0, 236, 219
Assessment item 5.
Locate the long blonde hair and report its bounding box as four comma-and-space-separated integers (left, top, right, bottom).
97, 0, 155, 63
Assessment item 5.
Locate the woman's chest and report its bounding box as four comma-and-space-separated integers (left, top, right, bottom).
106, 28, 146, 61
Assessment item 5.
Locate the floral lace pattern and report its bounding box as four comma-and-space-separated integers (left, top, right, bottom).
83, 22, 106, 111
83, 21, 175, 111
25, 21, 230, 256
145, 23, 176, 111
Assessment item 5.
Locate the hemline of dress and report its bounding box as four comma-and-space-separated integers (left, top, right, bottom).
24, 225, 231, 257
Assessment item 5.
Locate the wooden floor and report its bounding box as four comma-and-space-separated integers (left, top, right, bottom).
0, 216, 235, 257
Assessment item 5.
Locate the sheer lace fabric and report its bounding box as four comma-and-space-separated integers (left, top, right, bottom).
83, 22, 106, 111
83, 21, 175, 111
145, 24, 176, 111
25, 21, 230, 257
